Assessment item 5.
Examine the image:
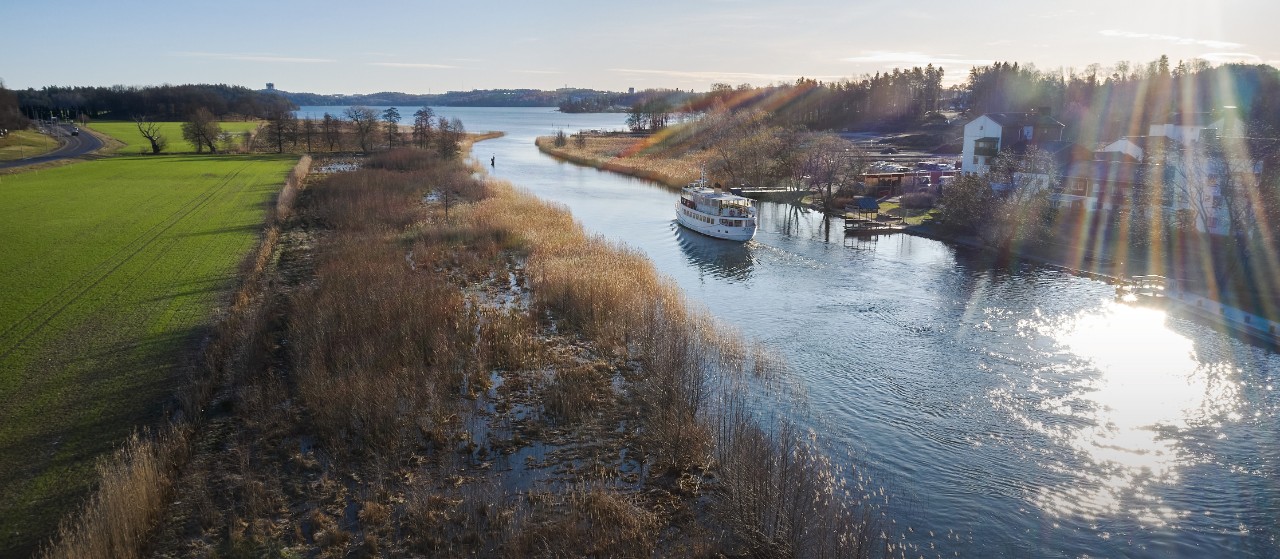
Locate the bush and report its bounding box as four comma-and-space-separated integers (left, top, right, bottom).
900, 192, 936, 209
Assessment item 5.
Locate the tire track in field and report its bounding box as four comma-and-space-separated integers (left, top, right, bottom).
0, 163, 253, 364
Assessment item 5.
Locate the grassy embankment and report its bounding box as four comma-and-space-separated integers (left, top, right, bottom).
45, 147, 881, 558
87, 121, 262, 154
0, 123, 299, 556
0, 130, 61, 162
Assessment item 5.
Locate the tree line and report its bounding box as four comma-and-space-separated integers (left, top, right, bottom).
606, 59, 1279, 141
0, 80, 23, 131
133, 104, 465, 157
15, 83, 294, 122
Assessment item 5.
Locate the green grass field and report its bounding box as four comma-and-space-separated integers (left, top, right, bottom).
0, 130, 61, 162
0, 151, 295, 555
88, 120, 261, 154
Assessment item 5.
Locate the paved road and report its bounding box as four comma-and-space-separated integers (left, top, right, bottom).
0, 123, 103, 170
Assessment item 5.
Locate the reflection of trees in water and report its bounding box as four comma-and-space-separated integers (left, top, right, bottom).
674, 225, 755, 282
762, 201, 823, 239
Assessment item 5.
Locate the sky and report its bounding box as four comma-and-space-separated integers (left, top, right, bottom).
3, 0, 1277, 94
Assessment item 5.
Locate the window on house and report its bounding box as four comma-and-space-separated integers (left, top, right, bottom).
974, 138, 999, 156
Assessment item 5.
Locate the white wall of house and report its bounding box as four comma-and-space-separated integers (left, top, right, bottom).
961, 115, 1001, 175
1148, 124, 1205, 146
1148, 114, 1245, 147
1099, 138, 1146, 161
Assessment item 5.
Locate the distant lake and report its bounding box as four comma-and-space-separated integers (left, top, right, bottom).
300, 106, 1280, 558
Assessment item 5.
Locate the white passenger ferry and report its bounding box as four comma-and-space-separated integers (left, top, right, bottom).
675, 180, 757, 241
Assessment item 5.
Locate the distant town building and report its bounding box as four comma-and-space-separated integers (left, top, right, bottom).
266, 83, 276, 91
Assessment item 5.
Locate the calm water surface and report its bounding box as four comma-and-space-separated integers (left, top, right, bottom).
304, 106, 1280, 557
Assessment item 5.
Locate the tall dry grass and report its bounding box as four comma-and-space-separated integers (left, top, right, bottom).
39, 430, 187, 559
274, 154, 311, 221
462, 178, 881, 557
289, 238, 473, 451
289, 150, 491, 454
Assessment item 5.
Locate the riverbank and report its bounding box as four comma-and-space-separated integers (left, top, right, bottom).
534, 138, 1279, 351
535, 133, 706, 188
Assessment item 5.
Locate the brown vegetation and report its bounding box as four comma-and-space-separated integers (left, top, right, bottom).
44, 146, 880, 558
537, 132, 709, 187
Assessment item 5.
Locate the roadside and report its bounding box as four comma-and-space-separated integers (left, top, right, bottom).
0, 126, 114, 175
0, 129, 60, 162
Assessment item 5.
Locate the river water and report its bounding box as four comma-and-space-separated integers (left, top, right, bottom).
303, 106, 1280, 558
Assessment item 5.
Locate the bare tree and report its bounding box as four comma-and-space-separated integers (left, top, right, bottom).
300, 117, 317, 152
798, 133, 860, 212
983, 147, 1060, 248
181, 107, 221, 153
133, 115, 167, 154
345, 105, 378, 152
321, 112, 342, 151
702, 108, 797, 189
262, 105, 296, 153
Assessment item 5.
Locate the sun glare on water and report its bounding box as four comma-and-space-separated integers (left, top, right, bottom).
1015, 302, 1242, 525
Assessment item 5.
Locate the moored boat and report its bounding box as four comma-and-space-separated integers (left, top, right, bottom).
675, 180, 757, 241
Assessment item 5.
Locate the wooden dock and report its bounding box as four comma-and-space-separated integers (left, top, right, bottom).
1115, 275, 1170, 303
842, 215, 906, 236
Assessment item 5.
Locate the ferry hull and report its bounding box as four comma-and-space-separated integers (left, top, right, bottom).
675, 207, 756, 241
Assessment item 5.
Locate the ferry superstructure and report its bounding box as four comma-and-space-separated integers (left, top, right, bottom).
675, 180, 757, 241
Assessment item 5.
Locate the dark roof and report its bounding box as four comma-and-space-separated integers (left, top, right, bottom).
1063, 160, 1142, 184
1162, 112, 1217, 127
984, 112, 1065, 129
854, 197, 880, 211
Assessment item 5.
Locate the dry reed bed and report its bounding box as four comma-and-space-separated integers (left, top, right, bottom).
535, 135, 710, 187
463, 176, 881, 556
47, 147, 880, 558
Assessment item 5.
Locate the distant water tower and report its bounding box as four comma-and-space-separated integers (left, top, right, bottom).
266, 83, 275, 91
628, 87, 634, 94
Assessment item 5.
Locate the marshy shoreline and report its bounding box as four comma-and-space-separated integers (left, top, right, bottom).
41, 144, 882, 558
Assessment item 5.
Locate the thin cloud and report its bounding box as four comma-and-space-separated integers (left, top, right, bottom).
1198, 52, 1263, 64
610, 68, 841, 83
368, 62, 456, 69
842, 51, 994, 67
516, 70, 562, 75
1098, 29, 1243, 50
172, 51, 333, 64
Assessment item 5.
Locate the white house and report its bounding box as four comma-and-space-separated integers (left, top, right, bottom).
1148, 108, 1245, 147
961, 110, 1066, 175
